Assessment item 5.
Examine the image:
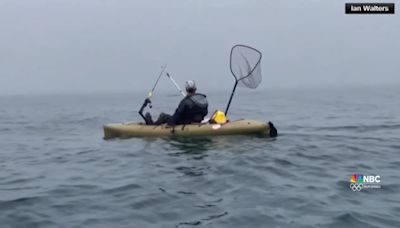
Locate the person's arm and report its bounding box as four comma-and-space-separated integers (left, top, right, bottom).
167, 99, 187, 126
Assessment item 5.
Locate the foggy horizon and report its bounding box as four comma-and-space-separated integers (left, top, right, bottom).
1, 0, 399, 96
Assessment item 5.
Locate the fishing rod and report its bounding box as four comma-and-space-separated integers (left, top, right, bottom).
166, 73, 186, 97
147, 64, 167, 107
139, 64, 167, 120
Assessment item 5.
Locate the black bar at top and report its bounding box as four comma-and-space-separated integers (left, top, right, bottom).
346, 3, 395, 14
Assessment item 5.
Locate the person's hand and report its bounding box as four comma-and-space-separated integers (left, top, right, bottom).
144, 98, 152, 108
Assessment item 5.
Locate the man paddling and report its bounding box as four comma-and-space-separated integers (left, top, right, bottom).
144, 80, 208, 126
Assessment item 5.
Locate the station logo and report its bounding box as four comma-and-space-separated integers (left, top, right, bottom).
349, 173, 381, 192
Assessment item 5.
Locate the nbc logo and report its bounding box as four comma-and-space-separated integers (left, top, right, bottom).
349, 173, 381, 192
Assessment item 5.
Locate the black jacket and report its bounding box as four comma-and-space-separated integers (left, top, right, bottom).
167, 93, 208, 126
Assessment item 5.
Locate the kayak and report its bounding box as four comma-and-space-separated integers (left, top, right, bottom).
103, 119, 277, 139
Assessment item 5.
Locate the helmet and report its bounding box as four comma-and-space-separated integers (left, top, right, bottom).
185, 80, 196, 92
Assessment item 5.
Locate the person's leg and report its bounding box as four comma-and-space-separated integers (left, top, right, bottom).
154, 113, 172, 125
144, 112, 154, 125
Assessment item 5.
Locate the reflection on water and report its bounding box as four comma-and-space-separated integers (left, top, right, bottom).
167, 137, 215, 155
165, 137, 219, 159
165, 135, 272, 157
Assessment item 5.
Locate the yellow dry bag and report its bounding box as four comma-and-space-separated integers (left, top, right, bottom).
210, 110, 227, 124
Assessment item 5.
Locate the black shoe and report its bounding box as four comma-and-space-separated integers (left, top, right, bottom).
144, 112, 154, 125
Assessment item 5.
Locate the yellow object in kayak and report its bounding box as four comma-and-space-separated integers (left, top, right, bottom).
210, 110, 227, 124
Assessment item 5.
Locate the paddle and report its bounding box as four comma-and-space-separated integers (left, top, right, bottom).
225, 45, 262, 116
138, 64, 167, 121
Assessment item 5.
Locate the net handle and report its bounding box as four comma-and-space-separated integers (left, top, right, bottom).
230, 44, 262, 81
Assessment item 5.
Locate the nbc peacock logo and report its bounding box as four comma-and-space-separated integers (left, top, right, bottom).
349, 173, 381, 192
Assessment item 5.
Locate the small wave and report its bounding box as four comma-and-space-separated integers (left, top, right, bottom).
345, 163, 373, 170
380, 183, 400, 194
324, 212, 376, 228
284, 132, 396, 142
0, 196, 47, 210
1, 177, 43, 185
176, 166, 209, 177
69, 116, 103, 125
263, 166, 296, 178
47, 184, 99, 197
76, 148, 98, 155
273, 158, 295, 167
103, 183, 142, 194
389, 144, 400, 150
335, 180, 356, 192
0, 186, 41, 191
314, 123, 400, 132
202, 211, 228, 221
294, 152, 340, 162
177, 191, 196, 195
176, 220, 201, 227
0, 214, 56, 228
206, 198, 223, 203
193, 204, 217, 209
176, 212, 228, 227
388, 160, 400, 169
0, 128, 12, 132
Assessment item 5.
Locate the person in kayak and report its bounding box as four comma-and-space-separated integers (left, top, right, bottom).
144, 80, 208, 126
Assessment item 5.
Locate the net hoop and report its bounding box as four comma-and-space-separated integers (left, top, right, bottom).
230, 44, 262, 84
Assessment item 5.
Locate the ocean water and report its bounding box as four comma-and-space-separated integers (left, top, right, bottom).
0, 86, 399, 228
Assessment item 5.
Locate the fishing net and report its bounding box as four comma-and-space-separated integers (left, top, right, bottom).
230, 45, 262, 89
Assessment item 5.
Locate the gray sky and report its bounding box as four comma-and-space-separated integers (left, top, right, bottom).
0, 0, 399, 95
